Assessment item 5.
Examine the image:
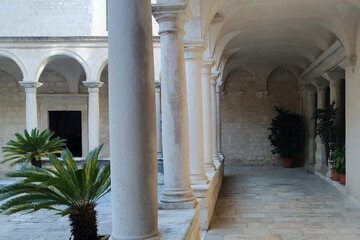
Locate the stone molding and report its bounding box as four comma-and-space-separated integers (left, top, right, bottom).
19, 81, 42, 89
83, 81, 103, 93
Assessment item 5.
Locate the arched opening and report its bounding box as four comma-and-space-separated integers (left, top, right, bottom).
37, 55, 87, 157
0, 55, 25, 170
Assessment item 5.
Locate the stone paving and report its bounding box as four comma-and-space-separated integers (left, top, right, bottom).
0, 173, 199, 240
205, 166, 360, 240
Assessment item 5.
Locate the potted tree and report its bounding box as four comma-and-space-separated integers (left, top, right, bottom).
333, 144, 346, 185
0, 144, 110, 240
2, 128, 66, 168
313, 101, 339, 180
268, 106, 305, 168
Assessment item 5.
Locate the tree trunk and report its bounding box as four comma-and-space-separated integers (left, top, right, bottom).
69, 204, 98, 240
31, 158, 42, 168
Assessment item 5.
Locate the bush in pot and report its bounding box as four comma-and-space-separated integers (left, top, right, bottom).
268, 106, 305, 167
0, 144, 110, 240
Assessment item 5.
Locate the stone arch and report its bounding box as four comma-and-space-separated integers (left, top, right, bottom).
91, 54, 108, 82
30, 50, 90, 82
0, 50, 27, 80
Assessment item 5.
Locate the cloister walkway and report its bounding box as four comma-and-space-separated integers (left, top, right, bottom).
206, 167, 360, 240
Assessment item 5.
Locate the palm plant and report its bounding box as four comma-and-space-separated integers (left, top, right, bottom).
0, 145, 111, 240
1, 128, 66, 168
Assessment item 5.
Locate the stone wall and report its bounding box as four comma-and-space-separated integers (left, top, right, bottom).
0, 71, 26, 171
221, 68, 300, 166
0, 0, 92, 36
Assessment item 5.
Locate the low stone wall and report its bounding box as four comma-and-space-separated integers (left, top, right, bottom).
192, 161, 224, 230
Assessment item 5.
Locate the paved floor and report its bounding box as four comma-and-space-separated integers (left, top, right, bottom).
205, 166, 360, 240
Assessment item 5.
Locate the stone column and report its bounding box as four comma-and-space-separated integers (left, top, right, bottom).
108, 1, 161, 239
304, 84, 316, 166
19, 81, 42, 131
83, 81, 103, 151
185, 41, 210, 184
327, 71, 345, 143
202, 59, 216, 172
155, 82, 163, 159
216, 83, 224, 160
211, 72, 221, 165
314, 78, 329, 171
153, 3, 196, 205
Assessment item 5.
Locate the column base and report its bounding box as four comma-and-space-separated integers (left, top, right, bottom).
160, 188, 197, 209
204, 162, 216, 171
110, 230, 162, 240
218, 152, 225, 161
190, 172, 209, 185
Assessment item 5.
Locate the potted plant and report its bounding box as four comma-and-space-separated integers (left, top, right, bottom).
268, 106, 305, 168
333, 144, 345, 185
0, 144, 110, 240
1, 128, 66, 168
313, 101, 338, 177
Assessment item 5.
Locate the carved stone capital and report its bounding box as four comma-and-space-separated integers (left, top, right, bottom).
152, 3, 189, 35
19, 81, 42, 89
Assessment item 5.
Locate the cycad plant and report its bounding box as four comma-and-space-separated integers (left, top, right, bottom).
0, 145, 111, 240
1, 128, 66, 168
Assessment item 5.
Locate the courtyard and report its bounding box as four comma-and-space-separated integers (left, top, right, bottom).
1, 166, 359, 240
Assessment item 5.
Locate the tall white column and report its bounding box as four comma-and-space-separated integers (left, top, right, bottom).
19, 81, 42, 131
305, 84, 316, 166
185, 41, 210, 184
216, 83, 224, 160
314, 79, 329, 171
327, 71, 345, 143
202, 59, 217, 171
153, 3, 196, 205
155, 82, 163, 159
211, 72, 221, 165
108, 1, 161, 239
83, 81, 103, 151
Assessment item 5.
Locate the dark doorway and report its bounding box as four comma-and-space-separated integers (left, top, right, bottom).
49, 111, 82, 157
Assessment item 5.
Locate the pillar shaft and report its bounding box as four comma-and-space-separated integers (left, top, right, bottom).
202, 59, 216, 172
211, 73, 221, 165
155, 82, 163, 158
216, 84, 224, 160
19, 81, 42, 131
83, 81, 103, 151
305, 85, 316, 166
185, 42, 209, 184
153, 3, 195, 204
330, 78, 344, 142
314, 83, 329, 171
108, 1, 160, 239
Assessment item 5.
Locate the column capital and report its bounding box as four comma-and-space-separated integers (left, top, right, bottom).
211, 71, 220, 85
216, 84, 223, 93
313, 78, 329, 91
83, 81, 104, 93
202, 58, 215, 69
305, 83, 316, 96
152, 3, 189, 35
184, 40, 206, 60
19, 81, 42, 89
155, 81, 161, 90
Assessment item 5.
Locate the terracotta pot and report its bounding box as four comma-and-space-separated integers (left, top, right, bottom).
283, 158, 294, 168
339, 174, 346, 185
331, 168, 340, 181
